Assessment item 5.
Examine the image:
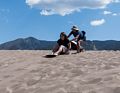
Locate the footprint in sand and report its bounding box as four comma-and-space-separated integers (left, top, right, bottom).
6, 87, 13, 93
2, 64, 9, 68
30, 69, 40, 73
3, 75, 12, 78
103, 76, 113, 81
113, 87, 120, 93
26, 77, 40, 86
88, 91, 96, 93
16, 68, 26, 71
86, 78, 102, 84
70, 68, 84, 77
103, 65, 114, 70
0, 78, 2, 82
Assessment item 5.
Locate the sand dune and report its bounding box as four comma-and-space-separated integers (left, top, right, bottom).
0, 50, 120, 93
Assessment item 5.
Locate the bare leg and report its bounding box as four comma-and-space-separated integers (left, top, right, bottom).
77, 40, 85, 52
52, 44, 59, 53
77, 41, 81, 53
54, 45, 64, 55
69, 42, 72, 50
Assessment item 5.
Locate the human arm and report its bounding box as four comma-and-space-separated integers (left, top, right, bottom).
67, 31, 72, 38
70, 35, 79, 41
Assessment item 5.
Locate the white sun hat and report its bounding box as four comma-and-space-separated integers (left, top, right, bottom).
71, 25, 79, 31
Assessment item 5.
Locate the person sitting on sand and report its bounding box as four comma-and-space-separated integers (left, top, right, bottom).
52, 32, 70, 56
68, 26, 86, 53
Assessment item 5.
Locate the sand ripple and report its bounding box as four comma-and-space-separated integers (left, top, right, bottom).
0, 50, 120, 93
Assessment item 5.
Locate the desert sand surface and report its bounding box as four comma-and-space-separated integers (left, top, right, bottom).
0, 50, 120, 93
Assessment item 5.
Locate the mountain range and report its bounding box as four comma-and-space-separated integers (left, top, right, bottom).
0, 37, 120, 50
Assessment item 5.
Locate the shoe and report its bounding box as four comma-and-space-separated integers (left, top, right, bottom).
53, 53, 58, 56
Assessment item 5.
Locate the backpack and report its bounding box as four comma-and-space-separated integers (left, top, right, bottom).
81, 31, 86, 41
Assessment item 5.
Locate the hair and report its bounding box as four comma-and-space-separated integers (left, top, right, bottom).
60, 32, 68, 40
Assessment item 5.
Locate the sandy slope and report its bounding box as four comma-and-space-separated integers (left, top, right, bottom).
0, 50, 120, 93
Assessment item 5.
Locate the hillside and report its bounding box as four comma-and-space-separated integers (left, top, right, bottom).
0, 37, 56, 50
0, 37, 120, 50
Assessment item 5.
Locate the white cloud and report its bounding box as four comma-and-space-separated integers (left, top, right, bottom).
114, 0, 120, 3
40, 10, 55, 15
103, 11, 112, 15
112, 13, 118, 16
90, 19, 105, 26
26, 0, 40, 6
26, 0, 119, 16
103, 10, 119, 16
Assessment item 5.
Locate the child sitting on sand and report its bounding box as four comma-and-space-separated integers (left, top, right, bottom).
52, 32, 70, 56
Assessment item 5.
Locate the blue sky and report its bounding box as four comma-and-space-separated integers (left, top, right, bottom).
0, 0, 120, 44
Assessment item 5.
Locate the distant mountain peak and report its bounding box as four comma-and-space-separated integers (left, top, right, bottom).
0, 37, 120, 50
0, 37, 56, 50
25, 37, 38, 41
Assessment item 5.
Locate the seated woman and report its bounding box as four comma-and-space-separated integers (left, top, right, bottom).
52, 32, 70, 56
